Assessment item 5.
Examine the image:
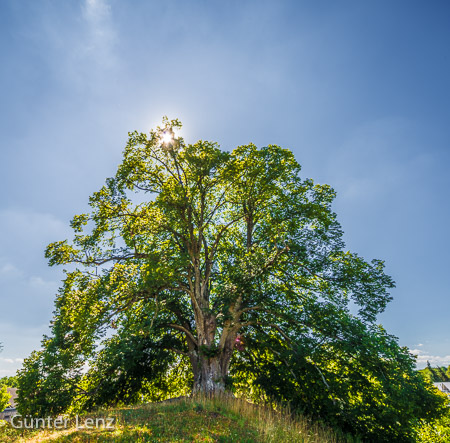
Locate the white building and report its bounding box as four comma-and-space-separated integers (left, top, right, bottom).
433, 382, 450, 395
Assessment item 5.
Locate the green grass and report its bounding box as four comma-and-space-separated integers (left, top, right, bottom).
0, 396, 358, 442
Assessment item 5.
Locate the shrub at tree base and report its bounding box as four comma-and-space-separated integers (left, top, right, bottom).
17, 118, 447, 442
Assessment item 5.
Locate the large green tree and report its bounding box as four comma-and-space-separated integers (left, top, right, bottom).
17, 118, 446, 439
43, 117, 395, 392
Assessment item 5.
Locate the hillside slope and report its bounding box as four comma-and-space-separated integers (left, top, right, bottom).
1, 396, 356, 442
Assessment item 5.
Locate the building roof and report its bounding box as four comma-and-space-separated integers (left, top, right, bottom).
433, 382, 450, 394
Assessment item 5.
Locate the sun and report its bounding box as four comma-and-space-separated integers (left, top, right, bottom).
160, 130, 174, 145
160, 126, 178, 148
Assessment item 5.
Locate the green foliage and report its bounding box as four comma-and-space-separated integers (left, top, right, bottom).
0, 344, 13, 412
17, 336, 85, 417
0, 376, 19, 389
199, 344, 220, 358
436, 366, 449, 382
419, 363, 449, 382
232, 322, 447, 442
72, 312, 192, 412
416, 409, 450, 442
0, 385, 10, 412
17, 117, 446, 441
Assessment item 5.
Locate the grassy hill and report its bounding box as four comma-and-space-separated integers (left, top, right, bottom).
0, 395, 357, 442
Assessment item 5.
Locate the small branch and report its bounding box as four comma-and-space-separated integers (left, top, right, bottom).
74, 253, 148, 266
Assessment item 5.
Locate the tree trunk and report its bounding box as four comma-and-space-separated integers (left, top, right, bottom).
189, 258, 238, 395
193, 356, 225, 394
192, 347, 235, 395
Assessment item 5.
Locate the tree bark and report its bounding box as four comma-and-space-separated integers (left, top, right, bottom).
192, 352, 232, 395
191, 315, 238, 395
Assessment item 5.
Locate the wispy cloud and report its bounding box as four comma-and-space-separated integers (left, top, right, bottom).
21, 0, 119, 93
80, 0, 116, 69
0, 208, 70, 267
83, 0, 111, 22
410, 348, 450, 368
0, 357, 25, 376
0, 357, 23, 365
0, 208, 68, 332
0, 323, 49, 376
0, 263, 22, 278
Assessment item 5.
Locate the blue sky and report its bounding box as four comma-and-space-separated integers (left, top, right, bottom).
1, 0, 450, 376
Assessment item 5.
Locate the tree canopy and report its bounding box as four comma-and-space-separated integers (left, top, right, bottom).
419, 363, 450, 382
17, 118, 447, 441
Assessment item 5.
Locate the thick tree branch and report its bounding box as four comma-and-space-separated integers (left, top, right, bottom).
167, 323, 198, 347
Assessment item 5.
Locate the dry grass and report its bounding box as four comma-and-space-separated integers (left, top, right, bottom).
0, 395, 357, 442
